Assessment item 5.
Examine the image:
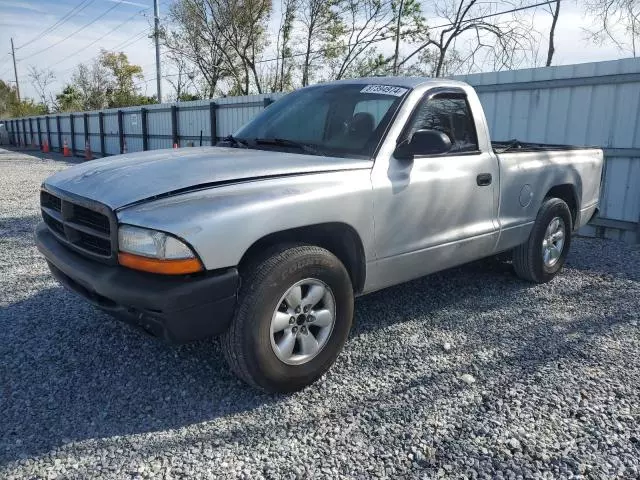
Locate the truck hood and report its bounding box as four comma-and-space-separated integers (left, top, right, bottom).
44, 146, 372, 209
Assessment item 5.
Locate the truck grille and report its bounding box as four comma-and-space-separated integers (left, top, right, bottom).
40, 189, 115, 261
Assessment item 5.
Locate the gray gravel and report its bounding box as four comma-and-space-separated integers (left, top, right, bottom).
1, 146, 639, 479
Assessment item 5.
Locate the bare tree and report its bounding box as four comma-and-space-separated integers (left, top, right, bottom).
546, 0, 561, 66
71, 59, 111, 110
355, 0, 426, 77
584, 0, 639, 57
27, 66, 56, 109
165, 52, 197, 100
162, 0, 231, 98
207, 0, 272, 94
392, 0, 405, 75
330, 0, 399, 80
297, 0, 341, 86
396, 0, 537, 77
272, 0, 298, 91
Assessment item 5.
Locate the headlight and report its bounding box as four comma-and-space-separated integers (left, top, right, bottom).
117, 225, 203, 275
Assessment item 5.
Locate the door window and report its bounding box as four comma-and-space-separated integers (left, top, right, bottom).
406, 93, 479, 154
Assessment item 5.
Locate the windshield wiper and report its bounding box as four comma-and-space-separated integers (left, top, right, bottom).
254, 137, 320, 155
221, 134, 249, 148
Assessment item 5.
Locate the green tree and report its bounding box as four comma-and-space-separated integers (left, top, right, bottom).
0, 80, 19, 118
177, 93, 202, 101
65, 50, 153, 111
0, 79, 47, 117
71, 59, 111, 110
55, 85, 84, 112
11, 98, 48, 117
99, 50, 145, 107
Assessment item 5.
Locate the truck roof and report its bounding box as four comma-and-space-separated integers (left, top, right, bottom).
319, 76, 470, 90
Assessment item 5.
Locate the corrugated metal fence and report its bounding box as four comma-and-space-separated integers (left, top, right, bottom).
5, 57, 640, 242
5, 93, 285, 157
454, 57, 640, 243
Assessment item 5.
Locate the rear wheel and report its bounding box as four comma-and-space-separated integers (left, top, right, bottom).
513, 197, 572, 283
222, 245, 353, 392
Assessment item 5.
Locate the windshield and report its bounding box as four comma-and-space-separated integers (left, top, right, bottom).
233, 83, 409, 158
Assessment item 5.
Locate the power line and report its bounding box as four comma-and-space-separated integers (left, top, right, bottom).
15, 0, 96, 50
51, 8, 149, 68
394, 0, 556, 69
111, 29, 151, 51
0, 66, 13, 79
18, 0, 126, 61
140, 0, 556, 85
430, 0, 555, 30
67, 0, 559, 91
53, 29, 152, 77
52, 28, 152, 78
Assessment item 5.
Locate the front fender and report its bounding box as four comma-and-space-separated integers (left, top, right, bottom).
116, 170, 374, 271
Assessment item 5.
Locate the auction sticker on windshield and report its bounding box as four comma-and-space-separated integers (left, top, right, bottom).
360, 85, 408, 96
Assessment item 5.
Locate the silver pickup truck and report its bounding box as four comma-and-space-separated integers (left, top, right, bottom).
36, 77, 603, 392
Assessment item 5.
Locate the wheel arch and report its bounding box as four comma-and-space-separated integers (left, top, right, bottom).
545, 183, 579, 227
239, 222, 367, 293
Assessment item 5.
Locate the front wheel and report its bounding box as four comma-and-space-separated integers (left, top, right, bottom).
222, 245, 354, 392
513, 197, 573, 283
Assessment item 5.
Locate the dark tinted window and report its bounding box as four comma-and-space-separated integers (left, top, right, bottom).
407, 93, 478, 154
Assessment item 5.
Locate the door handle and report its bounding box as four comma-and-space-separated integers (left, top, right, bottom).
476, 173, 492, 186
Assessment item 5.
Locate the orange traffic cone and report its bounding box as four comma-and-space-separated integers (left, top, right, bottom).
173, 143, 178, 149
63, 139, 71, 157
42, 139, 49, 153
85, 140, 93, 160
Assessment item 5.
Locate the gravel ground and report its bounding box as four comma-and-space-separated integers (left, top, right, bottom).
1, 146, 639, 479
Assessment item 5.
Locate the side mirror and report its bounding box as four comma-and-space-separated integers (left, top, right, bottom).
395, 129, 452, 159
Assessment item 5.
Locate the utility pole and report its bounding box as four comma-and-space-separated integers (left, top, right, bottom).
153, 0, 162, 103
10, 37, 20, 102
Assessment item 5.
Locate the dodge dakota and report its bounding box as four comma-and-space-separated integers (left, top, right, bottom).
36, 77, 603, 392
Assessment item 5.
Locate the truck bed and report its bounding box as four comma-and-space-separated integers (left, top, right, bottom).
492, 140, 598, 154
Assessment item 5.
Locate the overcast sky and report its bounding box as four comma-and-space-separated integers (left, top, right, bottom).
0, 0, 633, 102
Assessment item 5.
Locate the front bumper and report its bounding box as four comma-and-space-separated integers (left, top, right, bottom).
36, 223, 238, 343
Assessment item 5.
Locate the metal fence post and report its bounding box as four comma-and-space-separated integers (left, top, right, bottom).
263, 97, 273, 108
56, 116, 62, 152
209, 101, 217, 145
36, 117, 42, 148
83, 113, 89, 155
98, 112, 105, 156
117, 110, 124, 154
141, 108, 148, 151
69, 113, 75, 155
46, 116, 51, 149
22, 118, 27, 146
171, 105, 179, 147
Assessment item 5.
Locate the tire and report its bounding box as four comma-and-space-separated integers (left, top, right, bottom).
513, 197, 573, 283
222, 244, 354, 392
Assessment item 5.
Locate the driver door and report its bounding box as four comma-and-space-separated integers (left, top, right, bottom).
367, 89, 500, 292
